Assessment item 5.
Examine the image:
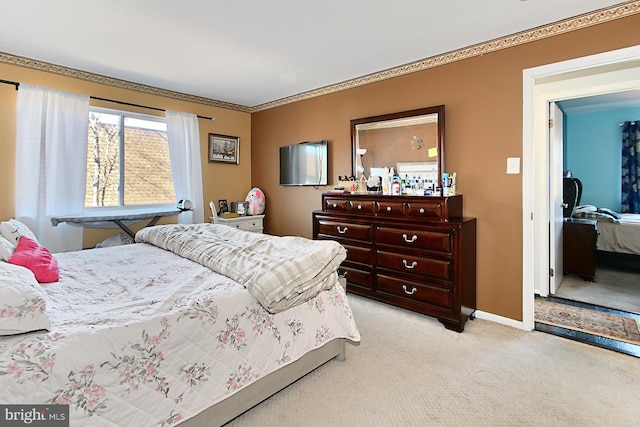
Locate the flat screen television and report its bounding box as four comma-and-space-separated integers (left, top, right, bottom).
279, 140, 328, 186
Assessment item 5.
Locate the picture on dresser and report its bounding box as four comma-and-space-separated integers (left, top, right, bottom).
218, 199, 229, 214
232, 201, 248, 216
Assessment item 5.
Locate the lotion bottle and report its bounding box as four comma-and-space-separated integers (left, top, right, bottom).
391, 172, 401, 195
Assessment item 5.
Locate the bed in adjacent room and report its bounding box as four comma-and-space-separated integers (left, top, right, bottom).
0, 223, 360, 426
595, 213, 640, 256
572, 207, 640, 257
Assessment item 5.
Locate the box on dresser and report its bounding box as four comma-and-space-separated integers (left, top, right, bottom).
313, 193, 476, 332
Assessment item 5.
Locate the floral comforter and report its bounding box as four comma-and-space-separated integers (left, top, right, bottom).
0, 243, 360, 426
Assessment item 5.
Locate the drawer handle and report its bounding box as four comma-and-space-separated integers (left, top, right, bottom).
402, 284, 417, 295
419, 208, 425, 213
337, 226, 348, 234
332, 203, 338, 208
402, 233, 418, 243
402, 260, 418, 269
386, 206, 392, 212
357, 204, 363, 210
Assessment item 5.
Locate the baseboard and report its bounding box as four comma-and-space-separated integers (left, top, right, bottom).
474, 310, 529, 331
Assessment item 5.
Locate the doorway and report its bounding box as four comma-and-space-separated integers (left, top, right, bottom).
522, 45, 640, 331
553, 95, 640, 313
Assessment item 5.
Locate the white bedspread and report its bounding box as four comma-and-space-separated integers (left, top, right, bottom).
0, 243, 360, 426
597, 213, 640, 255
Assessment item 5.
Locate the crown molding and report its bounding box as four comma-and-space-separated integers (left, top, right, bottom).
251, 1, 640, 112
0, 52, 251, 113
1, 2, 638, 114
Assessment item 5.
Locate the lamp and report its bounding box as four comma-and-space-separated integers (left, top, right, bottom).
356, 148, 367, 176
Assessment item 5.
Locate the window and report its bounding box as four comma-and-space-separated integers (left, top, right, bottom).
85, 108, 176, 208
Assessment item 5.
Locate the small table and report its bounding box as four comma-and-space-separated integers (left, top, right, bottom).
51, 209, 181, 238
563, 218, 598, 281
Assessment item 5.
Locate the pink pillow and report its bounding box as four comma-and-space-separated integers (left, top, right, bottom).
7, 236, 59, 283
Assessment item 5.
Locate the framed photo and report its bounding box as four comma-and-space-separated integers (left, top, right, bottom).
218, 199, 229, 214
232, 201, 248, 216
209, 133, 240, 164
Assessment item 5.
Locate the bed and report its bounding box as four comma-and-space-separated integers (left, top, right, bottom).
0, 223, 361, 426
595, 213, 640, 256
571, 207, 640, 257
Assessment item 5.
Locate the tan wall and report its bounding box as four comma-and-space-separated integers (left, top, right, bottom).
0, 62, 251, 248
251, 14, 640, 321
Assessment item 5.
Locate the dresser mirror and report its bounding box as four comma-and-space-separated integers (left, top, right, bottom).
351, 105, 445, 188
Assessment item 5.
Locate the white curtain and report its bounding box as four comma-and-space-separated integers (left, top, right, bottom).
15, 84, 89, 253
166, 110, 204, 224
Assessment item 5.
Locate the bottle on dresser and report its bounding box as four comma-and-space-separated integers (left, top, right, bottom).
391, 170, 401, 195
382, 167, 390, 194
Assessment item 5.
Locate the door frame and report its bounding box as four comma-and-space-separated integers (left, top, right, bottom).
521, 45, 640, 331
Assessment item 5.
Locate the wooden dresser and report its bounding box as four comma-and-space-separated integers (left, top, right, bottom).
313, 193, 476, 332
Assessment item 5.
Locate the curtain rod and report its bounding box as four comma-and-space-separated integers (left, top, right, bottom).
0, 79, 215, 121
619, 121, 637, 126
0, 79, 19, 89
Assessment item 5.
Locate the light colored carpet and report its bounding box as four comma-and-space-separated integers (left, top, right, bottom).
557, 267, 640, 313
226, 295, 640, 426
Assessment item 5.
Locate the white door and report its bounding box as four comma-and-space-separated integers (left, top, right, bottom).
549, 102, 564, 294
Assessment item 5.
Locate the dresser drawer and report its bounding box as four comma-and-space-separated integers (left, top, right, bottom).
375, 200, 405, 217
325, 197, 350, 212
404, 200, 447, 220
237, 220, 263, 232
339, 266, 373, 291
348, 199, 376, 214
376, 227, 453, 253
343, 243, 374, 265
316, 219, 372, 242
377, 250, 452, 281
216, 216, 264, 233
377, 274, 452, 310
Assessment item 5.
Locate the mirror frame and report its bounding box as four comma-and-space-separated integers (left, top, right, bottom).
350, 105, 445, 187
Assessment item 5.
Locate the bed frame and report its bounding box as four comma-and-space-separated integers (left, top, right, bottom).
182, 338, 346, 426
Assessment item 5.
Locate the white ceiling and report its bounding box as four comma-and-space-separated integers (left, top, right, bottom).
0, 1, 629, 108
558, 90, 640, 114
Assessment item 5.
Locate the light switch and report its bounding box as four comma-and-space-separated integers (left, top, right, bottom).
507, 157, 520, 174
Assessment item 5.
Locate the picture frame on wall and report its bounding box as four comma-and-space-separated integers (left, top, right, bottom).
208, 133, 240, 164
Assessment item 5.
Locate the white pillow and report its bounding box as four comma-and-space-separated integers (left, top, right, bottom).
1, 219, 38, 246
0, 262, 51, 335
0, 236, 14, 261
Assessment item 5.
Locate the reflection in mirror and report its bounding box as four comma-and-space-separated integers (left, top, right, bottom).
351, 106, 445, 191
